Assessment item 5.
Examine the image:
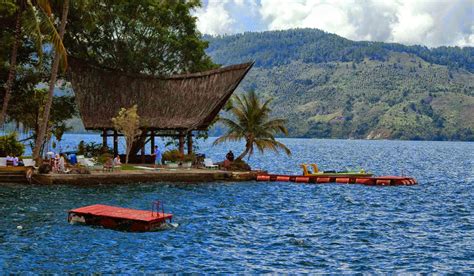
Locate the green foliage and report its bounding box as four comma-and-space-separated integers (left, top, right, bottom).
206, 28, 473, 72
65, 0, 216, 75
96, 153, 113, 165
0, 132, 25, 156
161, 149, 195, 163
112, 105, 141, 164
162, 149, 183, 163
214, 90, 291, 160
77, 141, 112, 157
7, 87, 76, 140
207, 30, 474, 141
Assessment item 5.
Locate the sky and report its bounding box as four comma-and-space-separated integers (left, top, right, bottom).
195, 0, 474, 47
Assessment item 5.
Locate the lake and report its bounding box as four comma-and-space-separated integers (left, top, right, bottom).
1, 135, 473, 273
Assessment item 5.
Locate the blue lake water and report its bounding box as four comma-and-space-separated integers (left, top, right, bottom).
1, 135, 473, 273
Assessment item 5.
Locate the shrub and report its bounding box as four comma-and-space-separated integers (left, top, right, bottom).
77, 141, 112, 157
162, 149, 195, 163
182, 153, 196, 163
162, 149, 183, 163
228, 159, 251, 171
0, 132, 25, 157
96, 153, 113, 164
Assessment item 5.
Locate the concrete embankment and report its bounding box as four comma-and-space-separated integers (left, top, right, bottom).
28, 168, 261, 185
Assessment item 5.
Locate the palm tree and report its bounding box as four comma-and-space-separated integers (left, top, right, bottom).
33, 0, 69, 161
0, 0, 67, 127
214, 90, 291, 161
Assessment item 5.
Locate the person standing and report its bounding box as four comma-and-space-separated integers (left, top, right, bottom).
152, 145, 162, 168
58, 153, 66, 173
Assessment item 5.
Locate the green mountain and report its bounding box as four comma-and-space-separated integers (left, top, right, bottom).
205, 29, 474, 141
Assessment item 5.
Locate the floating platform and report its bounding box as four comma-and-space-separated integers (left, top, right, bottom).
68, 204, 173, 232
257, 174, 417, 186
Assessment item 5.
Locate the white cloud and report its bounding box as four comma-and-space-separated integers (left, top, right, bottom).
196, 0, 474, 46
195, 0, 235, 35
259, 0, 474, 47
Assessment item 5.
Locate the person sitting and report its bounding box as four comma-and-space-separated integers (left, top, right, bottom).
12, 155, 19, 166
113, 155, 121, 170
6, 154, 13, 166
226, 150, 235, 162
17, 158, 24, 166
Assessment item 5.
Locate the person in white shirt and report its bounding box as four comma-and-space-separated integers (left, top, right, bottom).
58, 153, 66, 173
12, 155, 19, 166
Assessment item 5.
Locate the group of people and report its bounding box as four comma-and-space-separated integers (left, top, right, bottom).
5, 154, 23, 166
51, 153, 66, 173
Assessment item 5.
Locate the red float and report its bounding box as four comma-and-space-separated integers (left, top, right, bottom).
68, 203, 172, 232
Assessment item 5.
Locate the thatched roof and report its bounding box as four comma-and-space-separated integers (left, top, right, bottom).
68, 57, 253, 130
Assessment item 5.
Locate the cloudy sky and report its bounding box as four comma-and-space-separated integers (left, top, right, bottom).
195, 0, 474, 47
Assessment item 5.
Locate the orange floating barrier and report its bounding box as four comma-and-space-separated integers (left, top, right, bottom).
335, 177, 350, 184
276, 176, 290, 182
316, 177, 331, 183
355, 178, 374, 185
295, 176, 310, 183
376, 179, 391, 186
257, 175, 271, 181
257, 174, 417, 186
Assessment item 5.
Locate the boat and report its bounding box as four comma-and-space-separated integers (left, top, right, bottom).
301, 164, 373, 177
68, 201, 173, 232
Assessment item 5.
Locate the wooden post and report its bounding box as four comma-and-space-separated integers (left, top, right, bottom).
141, 143, 145, 164
187, 132, 193, 154
178, 131, 185, 155
102, 129, 107, 148
113, 130, 118, 156
150, 130, 155, 153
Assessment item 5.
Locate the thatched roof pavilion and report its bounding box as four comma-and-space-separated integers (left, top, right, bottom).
68, 57, 253, 156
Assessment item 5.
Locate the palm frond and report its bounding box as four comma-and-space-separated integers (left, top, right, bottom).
38, 7, 67, 70
212, 133, 243, 145
35, 0, 52, 16
24, 2, 44, 62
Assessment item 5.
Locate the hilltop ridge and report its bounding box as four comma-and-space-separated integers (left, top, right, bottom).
205, 29, 474, 141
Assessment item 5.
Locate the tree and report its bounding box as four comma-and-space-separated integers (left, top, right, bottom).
63, 0, 218, 158
0, 0, 67, 127
214, 90, 291, 161
65, 0, 216, 76
7, 87, 76, 154
33, 0, 69, 161
112, 105, 142, 164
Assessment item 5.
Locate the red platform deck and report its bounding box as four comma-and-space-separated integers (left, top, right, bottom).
68, 204, 172, 232
257, 174, 417, 186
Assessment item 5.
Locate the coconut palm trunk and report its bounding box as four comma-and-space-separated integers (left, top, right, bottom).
236, 142, 251, 161
33, 0, 69, 161
0, 10, 22, 127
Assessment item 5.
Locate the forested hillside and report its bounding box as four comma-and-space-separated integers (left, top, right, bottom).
206, 29, 474, 141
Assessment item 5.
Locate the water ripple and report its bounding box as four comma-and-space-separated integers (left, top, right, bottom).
1, 138, 473, 273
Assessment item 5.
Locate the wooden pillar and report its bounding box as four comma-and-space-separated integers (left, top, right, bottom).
178, 131, 185, 155
187, 132, 193, 155
102, 129, 107, 148
113, 130, 118, 156
150, 130, 155, 153
141, 143, 145, 164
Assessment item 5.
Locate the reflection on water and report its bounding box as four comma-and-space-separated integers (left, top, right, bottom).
1, 136, 473, 273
